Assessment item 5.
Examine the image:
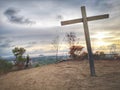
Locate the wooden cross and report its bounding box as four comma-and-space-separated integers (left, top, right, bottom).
61, 6, 109, 76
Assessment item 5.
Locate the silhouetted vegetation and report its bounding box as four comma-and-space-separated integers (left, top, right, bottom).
66, 32, 77, 48
66, 32, 87, 60
12, 47, 30, 69
0, 58, 13, 74
35, 63, 40, 67
69, 45, 88, 60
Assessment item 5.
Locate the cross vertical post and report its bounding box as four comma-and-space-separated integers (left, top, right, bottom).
81, 6, 95, 76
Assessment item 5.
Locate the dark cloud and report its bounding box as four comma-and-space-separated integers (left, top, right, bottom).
0, 37, 15, 57
4, 7, 19, 15
0, 37, 14, 54
25, 41, 38, 48
4, 7, 35, 24
94, 1, 112, 10
0, 43, 10, 48
0, 38, 13, 48
56, 15, 64, 20
0, 36, 6, 40
28, 41, 38, 45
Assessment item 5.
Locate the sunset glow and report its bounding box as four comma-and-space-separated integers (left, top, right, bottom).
96, 40, 106, 46
96, 33, 106, 40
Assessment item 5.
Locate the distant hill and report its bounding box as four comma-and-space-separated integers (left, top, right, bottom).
0, 60, 120, 90
4, 55, 69, 67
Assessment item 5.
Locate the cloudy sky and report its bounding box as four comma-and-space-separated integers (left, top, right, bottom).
0, 0, 120, 57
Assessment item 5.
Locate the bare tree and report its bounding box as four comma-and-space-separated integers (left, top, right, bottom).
51, 35, 60, 60
65, 32, 86, 59
108, 44, 117, 54
66, 32, 76, 47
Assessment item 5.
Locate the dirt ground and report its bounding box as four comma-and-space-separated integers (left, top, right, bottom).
0, 60, 120, 90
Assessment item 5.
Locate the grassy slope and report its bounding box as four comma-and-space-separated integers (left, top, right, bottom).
0, 60, 120, 90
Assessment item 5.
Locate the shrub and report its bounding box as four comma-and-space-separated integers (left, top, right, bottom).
0, 59, 13, 74
35, 63, 40, 67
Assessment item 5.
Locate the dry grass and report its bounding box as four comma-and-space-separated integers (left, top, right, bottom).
0, 60, 120, 90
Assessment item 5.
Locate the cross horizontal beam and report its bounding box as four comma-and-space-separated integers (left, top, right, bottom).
61, 14, 109, 25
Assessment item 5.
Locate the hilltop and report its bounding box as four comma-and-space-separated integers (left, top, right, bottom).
0, 60, 120, 90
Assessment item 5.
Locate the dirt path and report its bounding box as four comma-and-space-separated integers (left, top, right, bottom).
0, 60, 120, 90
